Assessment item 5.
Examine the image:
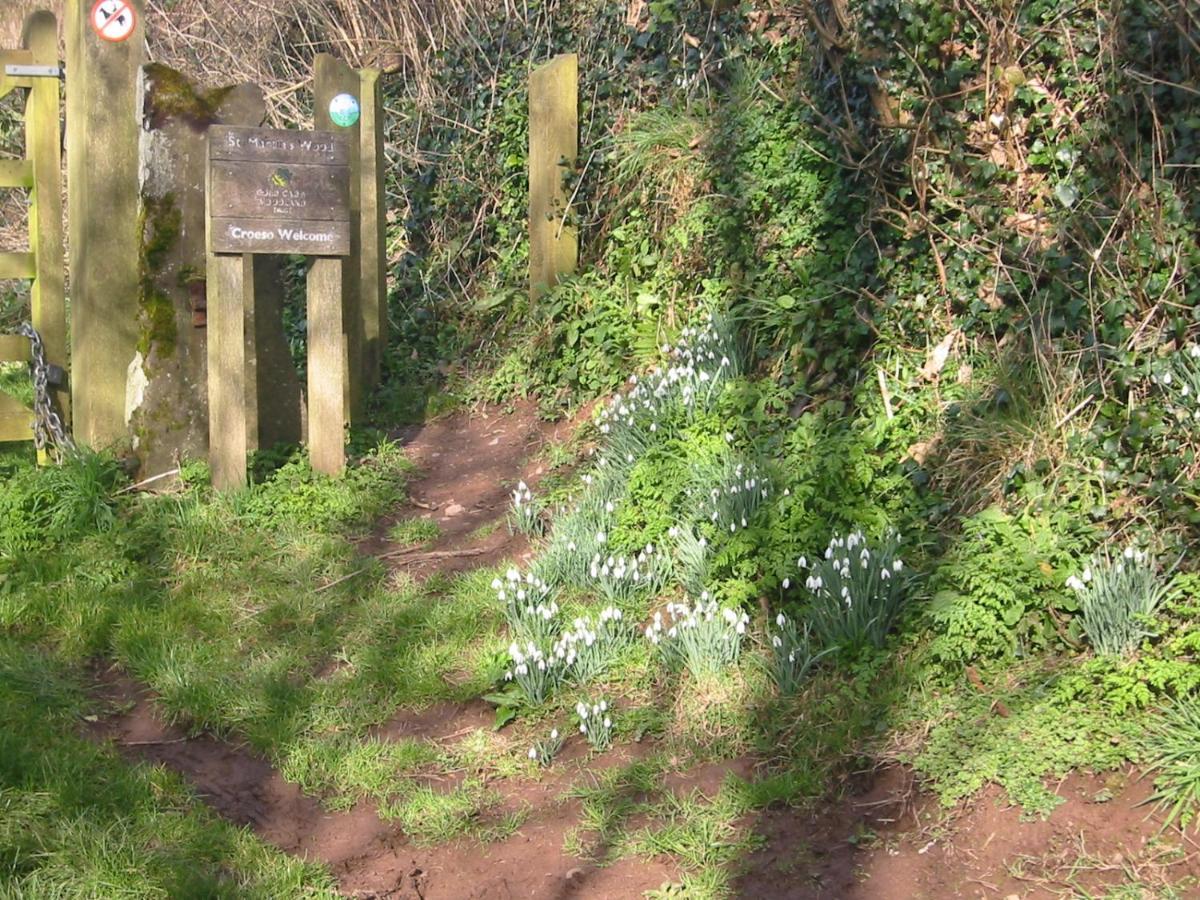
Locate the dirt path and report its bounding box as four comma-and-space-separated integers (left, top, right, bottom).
80, 404, 1200, 898
361, 398, 584, 580
85, 665, 678, 899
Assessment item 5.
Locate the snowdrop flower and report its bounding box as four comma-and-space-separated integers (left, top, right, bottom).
528, 746, 538, 760
782, 578, 791, 590
551, 729, 559, 740
777, 613, 786, 627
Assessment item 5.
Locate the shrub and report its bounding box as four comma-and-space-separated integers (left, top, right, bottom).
799, 529, 912, 654
528, 727, 563, 767
670, 525, 711, 597
503, 641, 562, 705
552, 606, 633, 685
588, 544, 671, 605
493, 568, 559, 645
1067, 546, 1170, 657
508, 480, 545, 537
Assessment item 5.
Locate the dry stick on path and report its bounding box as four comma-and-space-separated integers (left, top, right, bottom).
378, 547, 487, 563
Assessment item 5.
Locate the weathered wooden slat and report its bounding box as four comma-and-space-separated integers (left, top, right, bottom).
209, 126, 350, 165
358, 68, 386, 396
0, 391, 34, 443
25, 10, 69, 431
314, 54, 364, 421
206, 253, 251, 491
66, 0, 144, 448
0, 252, 35, 279
0, 159, 33, 188
0, 335, 31, 362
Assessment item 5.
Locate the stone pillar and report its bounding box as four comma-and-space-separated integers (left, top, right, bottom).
133, 69, 303, 477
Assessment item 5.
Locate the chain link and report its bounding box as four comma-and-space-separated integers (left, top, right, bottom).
16, 322, 75, 461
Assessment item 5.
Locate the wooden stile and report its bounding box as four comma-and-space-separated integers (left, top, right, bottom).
0, 12, 67, 457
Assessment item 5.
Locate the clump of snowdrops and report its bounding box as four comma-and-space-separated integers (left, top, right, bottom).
576, 698, 614, 751
1066, 545, 1169, 657
799, 529, 912, 653
645, 593, 750, 677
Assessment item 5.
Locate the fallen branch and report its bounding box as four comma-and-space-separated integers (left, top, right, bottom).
380, 547, 486, 563
123, 737, 188, 747
117, 468, 181, 494
314, 568, 370, 593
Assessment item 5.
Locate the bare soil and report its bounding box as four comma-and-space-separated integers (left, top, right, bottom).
737, 765, 1200, 899
82, 404, 1200, 898
361, 398, 584, 580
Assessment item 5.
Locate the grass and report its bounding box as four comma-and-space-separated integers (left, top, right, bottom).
0, 643, 336, 897
388, 516, 441, 548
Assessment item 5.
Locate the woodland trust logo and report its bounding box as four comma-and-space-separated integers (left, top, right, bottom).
255, 168, 307, 215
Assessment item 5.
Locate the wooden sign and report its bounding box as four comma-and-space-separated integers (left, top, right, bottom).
208, 125, 350, 256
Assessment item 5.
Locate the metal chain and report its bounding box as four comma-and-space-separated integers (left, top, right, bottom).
16, 322, 75, 460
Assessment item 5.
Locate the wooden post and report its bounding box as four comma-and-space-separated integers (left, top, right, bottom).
66, 0, 146, 448
313, 54, 363, 420
23, 11, 67, 440
313, 57, 387, 411
529, 54, 578, 301
359, 68, 387, 394
307, 258, 346, 476
205, 254, 256, 491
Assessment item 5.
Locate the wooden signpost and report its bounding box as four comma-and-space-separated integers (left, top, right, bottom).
206, 125, 351, 489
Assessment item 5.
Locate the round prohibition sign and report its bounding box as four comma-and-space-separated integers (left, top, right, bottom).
90, 0, 138, 43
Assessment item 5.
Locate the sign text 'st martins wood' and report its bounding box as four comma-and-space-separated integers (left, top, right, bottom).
208, 125, 351, 256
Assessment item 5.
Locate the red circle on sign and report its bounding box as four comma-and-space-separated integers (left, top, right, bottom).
90, 0, 137, 43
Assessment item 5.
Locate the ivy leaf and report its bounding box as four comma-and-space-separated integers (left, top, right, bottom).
1054, 182, 1080, 208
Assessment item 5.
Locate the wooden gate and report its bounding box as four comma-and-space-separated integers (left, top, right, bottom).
0, 11, 66, 452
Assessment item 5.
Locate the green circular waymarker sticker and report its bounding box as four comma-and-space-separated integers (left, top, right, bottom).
329, 93, 360, 128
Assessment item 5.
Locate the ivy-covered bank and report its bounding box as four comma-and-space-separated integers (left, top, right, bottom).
375, 0, 1200, 829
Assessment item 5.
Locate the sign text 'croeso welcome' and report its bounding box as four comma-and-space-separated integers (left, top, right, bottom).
208, 125, 351, 256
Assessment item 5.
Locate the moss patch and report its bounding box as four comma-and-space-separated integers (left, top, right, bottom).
137, 193, 181, 358
143, 63, 235, 131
